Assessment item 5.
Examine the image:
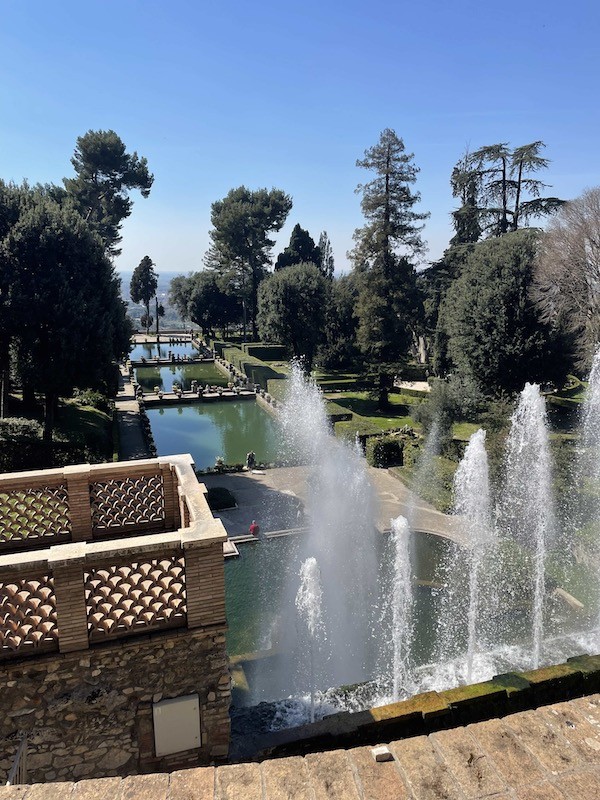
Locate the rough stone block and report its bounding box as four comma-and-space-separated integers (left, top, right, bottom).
120, 773, 169, 800
168, 767, 214, 800
305, 750, 361, 800
553, 768, 600, 800
430, 725, 507, 798
24, 783, 75, 799
467, 718, 546, 788
73, 777, 123, 799
390, 734, 463, 800
261, 756, 313, 800
502, 708, 583, 774
215, 763, 262, 800
349, 746, 410, 800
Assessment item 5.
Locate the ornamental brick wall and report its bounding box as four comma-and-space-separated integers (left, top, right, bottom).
0, 625, 230, 784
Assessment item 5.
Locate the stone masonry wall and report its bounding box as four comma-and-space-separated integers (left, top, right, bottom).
0, 625, 230, 784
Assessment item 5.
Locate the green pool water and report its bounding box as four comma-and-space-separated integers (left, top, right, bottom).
135, 363, 228, 393
146, 401, 280, 470
130, 341, 197, 360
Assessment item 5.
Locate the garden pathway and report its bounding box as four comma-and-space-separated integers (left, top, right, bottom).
114, 364, 151, 460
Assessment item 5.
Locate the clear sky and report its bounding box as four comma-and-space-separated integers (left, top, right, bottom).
1, 0, 598, 275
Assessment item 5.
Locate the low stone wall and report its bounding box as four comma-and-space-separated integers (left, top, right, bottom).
0, 625, 230, 784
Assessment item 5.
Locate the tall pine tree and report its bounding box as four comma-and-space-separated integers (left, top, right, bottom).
351, 129, 428, 406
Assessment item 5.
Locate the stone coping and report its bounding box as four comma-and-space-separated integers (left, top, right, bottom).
252, 653, 600, 760
5, 690, 600, 798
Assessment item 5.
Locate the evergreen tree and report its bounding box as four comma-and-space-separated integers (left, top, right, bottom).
64, 129, 153, 256
275, 224, 321, 270
206, 186, 292, 340
257, 262, 327, 371
441, 231, 572, 394
317, 231, 335, 279
5, 192, 131, 441
450, 142, 564, 240
130, 256, 158, 335
351, 128, 428, 406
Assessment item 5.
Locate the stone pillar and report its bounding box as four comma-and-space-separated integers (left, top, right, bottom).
184, 542, 226, 629
49, 545, 89, 653
63, 465, 93, 542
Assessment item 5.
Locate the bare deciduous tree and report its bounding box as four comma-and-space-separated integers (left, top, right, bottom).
532, 187, 600, 367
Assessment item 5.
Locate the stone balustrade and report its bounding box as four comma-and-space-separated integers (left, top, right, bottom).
0, 455, 227, 661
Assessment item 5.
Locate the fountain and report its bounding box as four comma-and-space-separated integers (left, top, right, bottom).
445, 429, 494, 683
390, 516, 413, 700
503, 383, 554, 669
274, 366, 379, 692
295, 558, 324, 722
225, 368, 598, 737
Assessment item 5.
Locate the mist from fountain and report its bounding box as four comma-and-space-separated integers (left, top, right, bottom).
453, 429, 494, 682
581, 345, 600, 627
503, 383, 554, 669
390, 515, 413, 700
295, 557, 324, 722
279, 364, 379, 689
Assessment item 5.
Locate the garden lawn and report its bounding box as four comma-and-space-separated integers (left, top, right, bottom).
323, 391, 423, 432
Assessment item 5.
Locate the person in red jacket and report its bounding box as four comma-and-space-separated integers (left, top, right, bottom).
249, 520, 260, 537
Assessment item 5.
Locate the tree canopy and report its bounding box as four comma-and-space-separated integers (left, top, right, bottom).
1, 187, 131, 439
350, 129, 428, 403
275, 224, 321, 270
130, 256, 158, 335
64, 129, 153, 256
206, 186, 292, 340
440, 230, 571, 394
257, 262, 327, 371
532, 187, 600, 369
450, 141, 563, 242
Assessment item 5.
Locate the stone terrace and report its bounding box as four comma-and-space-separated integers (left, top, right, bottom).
3, 692, 600, 799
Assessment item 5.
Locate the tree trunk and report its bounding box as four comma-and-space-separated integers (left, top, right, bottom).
512, 160, 524, 231
22, 384, 36, 409
43, 391, 56, 444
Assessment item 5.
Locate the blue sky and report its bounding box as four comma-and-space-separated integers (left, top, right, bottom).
1, 0, 598, 275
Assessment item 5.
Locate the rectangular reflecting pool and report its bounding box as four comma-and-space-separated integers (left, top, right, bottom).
130, 341, 198, 360
146, 401, 281, 470
135, 363, 228, 393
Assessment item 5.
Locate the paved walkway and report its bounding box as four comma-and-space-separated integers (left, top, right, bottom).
202, 465, 462, 543
115, 365, 151, 461
5, 693, 600, 798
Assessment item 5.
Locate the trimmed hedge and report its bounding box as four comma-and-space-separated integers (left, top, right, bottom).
222, 346, 285, 390
366, 436, 404, 468
267, 378, 289, 402
206, 486, 236, 510
242, 343, 288, 361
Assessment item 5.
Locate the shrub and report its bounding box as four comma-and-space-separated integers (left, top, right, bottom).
0, 417, 43, 441
206, 486, 236, 510
72, 389, 113, 413
366, 436, 404, 467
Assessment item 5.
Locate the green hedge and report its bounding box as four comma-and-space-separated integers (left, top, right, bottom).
242, 343, 288, 361
547, 396, 580, 409
267, 378, 289, 402
206, 486, 236, 510
397, 363, 429, 382
366, 436, 404, 467
222, 347, 285, 390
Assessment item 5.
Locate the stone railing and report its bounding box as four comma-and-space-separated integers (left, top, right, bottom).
0, 459, 184, 554
0, 456, 227, 661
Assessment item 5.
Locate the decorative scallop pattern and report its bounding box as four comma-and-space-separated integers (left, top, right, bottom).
89, 475, 165, 531
85, 556, 186, 640
0, 575, 58, 655
0, 485, 71, 547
